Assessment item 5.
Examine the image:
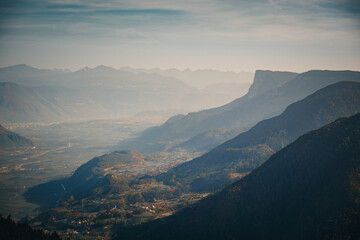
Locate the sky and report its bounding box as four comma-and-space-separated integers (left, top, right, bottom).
0, 0, 359, 72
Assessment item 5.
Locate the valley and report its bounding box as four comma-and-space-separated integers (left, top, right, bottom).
0, 116, 171, 220
1, 0, 359, 239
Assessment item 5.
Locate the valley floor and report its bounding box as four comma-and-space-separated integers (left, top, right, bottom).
25, 150, 205, 239
0, 117, 210, 239
0, 116, 166, 220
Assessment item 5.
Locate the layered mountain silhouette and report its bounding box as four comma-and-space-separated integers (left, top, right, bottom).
25, 81, 360, 212
116, 113, 360, 240
121, 67, 254, 102
0, 124, 33, 147
24, 150, 144, 209
0, 64, 249, 123
118, 70, 360, 154
121, 67, 254, 90
157, 81, 360, 192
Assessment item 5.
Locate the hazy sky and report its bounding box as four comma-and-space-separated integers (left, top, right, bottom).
0, 0, 359, 72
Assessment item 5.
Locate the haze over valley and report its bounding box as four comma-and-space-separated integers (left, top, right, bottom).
1, 0, 360, 239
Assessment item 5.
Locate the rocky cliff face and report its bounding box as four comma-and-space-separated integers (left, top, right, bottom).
246, 70, 297, 98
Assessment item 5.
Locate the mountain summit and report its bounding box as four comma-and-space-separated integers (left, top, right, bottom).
246, 70, 297, 98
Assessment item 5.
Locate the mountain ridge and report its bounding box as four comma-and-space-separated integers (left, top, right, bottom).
118, 70, 360, 154
116, 113, 360, 240
0, 64, 250, 122
156, 81, 360, 192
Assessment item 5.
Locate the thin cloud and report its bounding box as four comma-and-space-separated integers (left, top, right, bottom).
0, 0, 359, 71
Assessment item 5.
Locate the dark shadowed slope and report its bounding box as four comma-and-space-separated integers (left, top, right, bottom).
157, 81, 360, 192
0, 215, 61, 240
117, 113, 360, 240
118, 70, 360, 154
0, 124, 33, 147
24, 150, 144, 209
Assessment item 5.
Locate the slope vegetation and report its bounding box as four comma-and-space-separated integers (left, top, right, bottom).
24, 150, 144, 209
157, 81, 360, 192
117, 113, 360, 240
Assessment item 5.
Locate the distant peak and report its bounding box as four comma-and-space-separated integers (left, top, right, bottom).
94, 65, 106, 69
81, 66, 91, 71
14, 64, 29, 67
301, 69, 360, 76
94, 65, 115, 71
254, 69, 297, 74
74, 66, 92, 73
1, 64, 38, 71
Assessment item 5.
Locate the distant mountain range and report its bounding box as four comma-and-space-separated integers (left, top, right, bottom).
119, 67, 254, 90
24, 150, 144, 209
157, 81, 360, 192
0, 64, 250, 123
118, 70, 360, 154
116, 113, 360, 240
0, 124, 33, 147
